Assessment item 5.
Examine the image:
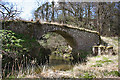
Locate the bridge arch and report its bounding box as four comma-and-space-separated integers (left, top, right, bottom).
42, 30, 77, 50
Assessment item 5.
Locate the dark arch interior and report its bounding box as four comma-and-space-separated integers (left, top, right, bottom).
50, 30, 77, 49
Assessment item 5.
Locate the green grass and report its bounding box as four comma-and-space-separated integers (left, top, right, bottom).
79, 72, 96, 78
91, 63, 102, 67
96, 59, 113, 63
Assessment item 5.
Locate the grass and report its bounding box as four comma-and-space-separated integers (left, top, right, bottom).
79, 72, 96, 78
39, 36, 119, 78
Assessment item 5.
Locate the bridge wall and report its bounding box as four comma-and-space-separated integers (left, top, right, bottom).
2, 20, 100, 52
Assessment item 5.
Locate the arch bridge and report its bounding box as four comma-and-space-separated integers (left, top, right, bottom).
2, 20, 100, 60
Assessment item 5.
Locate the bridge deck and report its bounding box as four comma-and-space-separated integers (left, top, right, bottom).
2, 20, 99, 35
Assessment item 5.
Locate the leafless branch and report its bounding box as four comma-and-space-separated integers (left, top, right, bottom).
0, 3, 21, 20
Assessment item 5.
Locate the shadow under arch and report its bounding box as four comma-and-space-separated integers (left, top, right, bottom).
48, 30, 77, 49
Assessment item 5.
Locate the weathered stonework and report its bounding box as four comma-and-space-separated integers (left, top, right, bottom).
2, 20, 101, 53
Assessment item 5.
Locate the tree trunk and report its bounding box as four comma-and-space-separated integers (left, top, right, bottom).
41, 8, 44, 21
46, 2, 49, 22
88, 3, 91, 24
51, 1, 54, 22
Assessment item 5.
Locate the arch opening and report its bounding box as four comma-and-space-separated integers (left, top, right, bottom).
50, 30, 77, 49
39, 30, 76, 52
38, 31, 75, 68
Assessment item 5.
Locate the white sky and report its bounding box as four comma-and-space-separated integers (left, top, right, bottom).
3, 0, 58, 20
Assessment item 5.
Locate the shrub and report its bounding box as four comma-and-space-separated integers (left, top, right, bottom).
1, 30, 51, 78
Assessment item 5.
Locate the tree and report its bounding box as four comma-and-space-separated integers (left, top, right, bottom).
46, 2, 49, 21
0, 1, 21, 20
34, 2, 119, 36
51, 1, 55, 22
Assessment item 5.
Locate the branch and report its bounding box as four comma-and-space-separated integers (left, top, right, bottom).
0, 10, 5, 19
0, 4, 10, 14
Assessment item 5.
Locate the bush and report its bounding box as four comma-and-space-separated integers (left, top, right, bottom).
1, 30, 51, 78
1, 30, 28, 66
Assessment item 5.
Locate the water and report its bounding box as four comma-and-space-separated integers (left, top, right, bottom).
16, 54, 74, 78
44, 54, 74, 71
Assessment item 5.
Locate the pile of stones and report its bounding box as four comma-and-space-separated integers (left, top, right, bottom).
92, 45, 116, 56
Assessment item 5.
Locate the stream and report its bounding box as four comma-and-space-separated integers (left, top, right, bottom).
42, 54, 74, 71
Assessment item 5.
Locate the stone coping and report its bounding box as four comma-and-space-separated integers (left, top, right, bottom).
2, 20, 100, 35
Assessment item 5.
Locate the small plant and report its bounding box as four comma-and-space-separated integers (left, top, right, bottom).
91, 63, 102, 67
79, 72, 96, 78
108, 71, 120, 76
96, 59, 113, 64
8, 75, 16, 78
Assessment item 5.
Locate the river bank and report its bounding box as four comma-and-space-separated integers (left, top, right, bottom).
15, 54, 118, 78
20, 37, 119, 78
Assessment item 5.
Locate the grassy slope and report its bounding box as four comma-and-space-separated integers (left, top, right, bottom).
40, 37, 119, 78
40, 55, 118, 78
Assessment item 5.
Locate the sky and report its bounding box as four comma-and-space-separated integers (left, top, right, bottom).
3, 0, 58, 20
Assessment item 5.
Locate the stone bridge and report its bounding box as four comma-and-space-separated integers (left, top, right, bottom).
2, 20, 100, 54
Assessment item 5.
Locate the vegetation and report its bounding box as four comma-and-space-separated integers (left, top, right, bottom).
1, 30, 51, 78
0, 0, 119, 79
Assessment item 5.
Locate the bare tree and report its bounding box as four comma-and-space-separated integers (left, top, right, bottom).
0, 1, 21, 20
